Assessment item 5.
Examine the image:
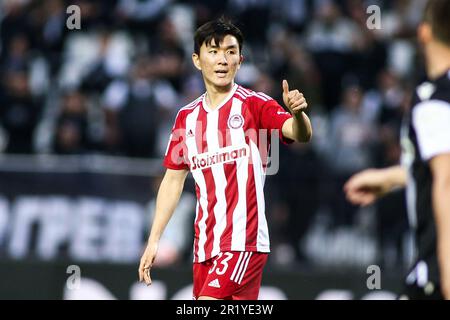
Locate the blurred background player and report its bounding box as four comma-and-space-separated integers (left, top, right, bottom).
138, 17, 312, 300
344, 0, 450, 299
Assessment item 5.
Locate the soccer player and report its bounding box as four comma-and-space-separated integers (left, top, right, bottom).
344, 0, 450, 299
138, 17, 312, 300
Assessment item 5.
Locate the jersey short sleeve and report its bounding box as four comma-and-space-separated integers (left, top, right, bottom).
163, 112, 189, 170
258, 98, 293, 144
412, 100, 450, 161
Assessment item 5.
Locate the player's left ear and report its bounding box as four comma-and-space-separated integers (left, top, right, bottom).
192, 53, 202, 71
418, 22, 432, 45
237, 55, 244, 70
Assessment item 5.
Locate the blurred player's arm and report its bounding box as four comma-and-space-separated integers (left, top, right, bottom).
281, 80, 312, 142
139, 168, 189, 285
430, 153, 450, 299
344, 165, 407, 206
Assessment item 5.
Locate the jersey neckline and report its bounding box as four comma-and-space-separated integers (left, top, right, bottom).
202, 83, 239, 113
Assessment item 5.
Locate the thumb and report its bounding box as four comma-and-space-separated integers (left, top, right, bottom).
282, 79, 289, 95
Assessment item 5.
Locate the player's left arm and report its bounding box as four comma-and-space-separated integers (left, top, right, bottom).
281, 80, 312, 142
430, 153, 450, 299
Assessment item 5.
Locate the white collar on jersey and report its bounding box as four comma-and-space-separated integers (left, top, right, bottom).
202, 83, 239, 113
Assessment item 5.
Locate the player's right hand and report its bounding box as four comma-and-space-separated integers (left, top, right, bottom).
138, 242, 158, 285
343, 169, 390, 206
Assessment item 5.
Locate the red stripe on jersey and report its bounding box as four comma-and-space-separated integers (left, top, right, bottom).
203, 167, 217, 260
220, 164, 238, 250
196, 105, 208, 154
193, 184, 202, 262
245, 143, 259, 248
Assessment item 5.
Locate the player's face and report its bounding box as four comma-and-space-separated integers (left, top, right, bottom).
192, 35, 243, 90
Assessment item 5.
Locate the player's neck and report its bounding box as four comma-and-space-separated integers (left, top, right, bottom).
204, 82, 234, 110
426, 42, 450, 80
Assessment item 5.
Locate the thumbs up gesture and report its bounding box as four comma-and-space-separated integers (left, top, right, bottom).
282, 80, 308, 114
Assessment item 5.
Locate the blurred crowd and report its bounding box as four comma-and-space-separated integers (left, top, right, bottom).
0, 0, 426, 270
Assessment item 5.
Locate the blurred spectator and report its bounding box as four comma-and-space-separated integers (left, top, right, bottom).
327, 84, 377, 175
0, 0, 32, 55
52, 90, 92, 154
101, 56, 178, 158
375, 0, 426, 77
189, 0, 230, 26
268, 31, 323, 110
270, 0, 310, 33
147, 17, 187, 91
115, 0, 171, 37
80, 28, 131, 93
305, 0, 362, 110
376, 70, 409, 127
0, 69, 42, 153
227, 0, 271, 47
345, 0, 388, 90
1, 33, 31, 72
32, 0, 67, 76
323, 84, 378, 226
58, 27, 133, 91
267, 142, 323, 264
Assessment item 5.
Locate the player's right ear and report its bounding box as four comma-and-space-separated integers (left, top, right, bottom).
192, 53, 202, 71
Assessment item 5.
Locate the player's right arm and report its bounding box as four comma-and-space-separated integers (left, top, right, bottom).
139, 168, 189, 285
344, 165, 407, 206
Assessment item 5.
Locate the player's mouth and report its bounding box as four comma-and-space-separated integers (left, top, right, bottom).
214, 70, 228, 78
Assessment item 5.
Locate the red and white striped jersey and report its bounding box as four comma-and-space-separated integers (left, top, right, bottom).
163, 84, 292, 262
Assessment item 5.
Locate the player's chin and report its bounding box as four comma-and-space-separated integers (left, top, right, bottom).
212, 78, 233, 88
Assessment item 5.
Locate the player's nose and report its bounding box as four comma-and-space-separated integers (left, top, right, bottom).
218, 52, 228, 65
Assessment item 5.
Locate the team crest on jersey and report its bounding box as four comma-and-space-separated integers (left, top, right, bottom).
228, 114, 244, 129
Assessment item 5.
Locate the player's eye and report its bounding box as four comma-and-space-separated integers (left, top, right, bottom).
209, 50, 217, 54
227, 50, 236, 55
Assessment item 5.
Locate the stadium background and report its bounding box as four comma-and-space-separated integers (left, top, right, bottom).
0, 0, 425, 299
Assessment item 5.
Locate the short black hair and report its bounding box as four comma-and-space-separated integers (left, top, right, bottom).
423, 0, 450, 46
194, 17, 244, 55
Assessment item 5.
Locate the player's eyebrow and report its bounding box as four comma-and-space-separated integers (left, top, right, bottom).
208, 44, 238, 50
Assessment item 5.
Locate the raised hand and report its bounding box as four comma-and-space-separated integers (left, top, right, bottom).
282, 79, 308, 114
